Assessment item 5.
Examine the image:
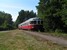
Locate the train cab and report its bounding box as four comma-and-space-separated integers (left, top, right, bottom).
18, 17, 44, 32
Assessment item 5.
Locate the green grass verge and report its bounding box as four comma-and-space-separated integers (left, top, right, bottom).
0, 30, 67, 50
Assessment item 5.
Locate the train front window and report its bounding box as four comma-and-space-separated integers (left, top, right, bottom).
30, 21, 36, 24
38, 21, 40, 24
38, 21, 43, 24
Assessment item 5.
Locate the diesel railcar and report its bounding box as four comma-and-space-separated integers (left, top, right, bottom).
18, 17, 44, 32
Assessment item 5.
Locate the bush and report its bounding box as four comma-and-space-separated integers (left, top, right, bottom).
55, 29, 63, 33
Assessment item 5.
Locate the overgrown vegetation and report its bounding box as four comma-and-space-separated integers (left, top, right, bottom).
36, 0, 67, 33
0, 30, 67, 50
0, 0, 67, 33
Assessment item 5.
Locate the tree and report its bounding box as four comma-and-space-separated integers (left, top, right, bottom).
0, 11, 13, 30
36, 0, 67, 32
15, 10, 37, 27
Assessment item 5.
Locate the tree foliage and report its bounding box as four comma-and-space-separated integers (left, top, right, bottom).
0, 11, 13, 30
36, 0, 67, 32
15, 10, 37, 27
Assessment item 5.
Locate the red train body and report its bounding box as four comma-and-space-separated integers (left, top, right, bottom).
18, 17, 44, 31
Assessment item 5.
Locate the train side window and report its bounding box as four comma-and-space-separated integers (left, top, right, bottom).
34, 21, 36, 24
30, 21, 36, 24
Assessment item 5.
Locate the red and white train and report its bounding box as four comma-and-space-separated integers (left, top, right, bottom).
18, 17, 44, 32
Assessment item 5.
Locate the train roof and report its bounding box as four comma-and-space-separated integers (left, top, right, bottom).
18, 17, 42, 26
24, 17, 42, 23
26, 17, 41, 21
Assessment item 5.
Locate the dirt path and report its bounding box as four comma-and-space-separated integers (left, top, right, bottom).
23, 30, 67, 47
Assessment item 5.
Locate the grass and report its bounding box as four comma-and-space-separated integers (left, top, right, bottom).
0, 30, 67, 50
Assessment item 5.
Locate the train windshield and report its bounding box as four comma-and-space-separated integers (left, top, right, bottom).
38, 21, 40, 24
38, 21, 43, 24
30, 20, 43, 24
41, 21, 43, 24
30, 21, 36, 24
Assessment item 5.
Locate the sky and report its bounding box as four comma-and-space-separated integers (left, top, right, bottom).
0, 0, 39, 21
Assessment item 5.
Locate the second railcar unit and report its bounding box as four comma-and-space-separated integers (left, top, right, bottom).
18, 17, 44, 32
